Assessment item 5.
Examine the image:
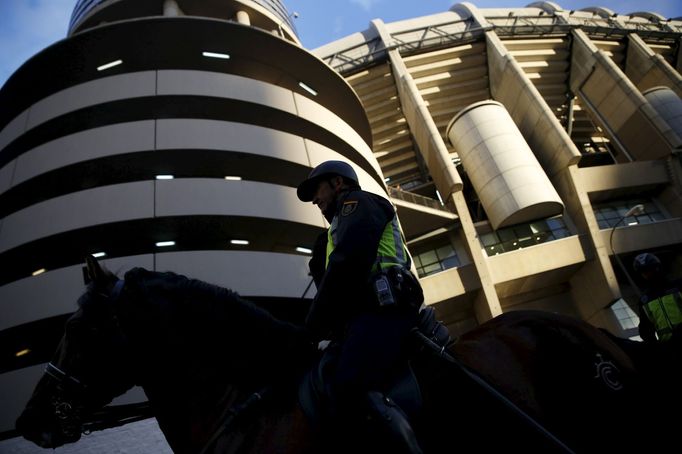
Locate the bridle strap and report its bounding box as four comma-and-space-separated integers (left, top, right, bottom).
45, 362, 85, 390
46, 280, 126, 392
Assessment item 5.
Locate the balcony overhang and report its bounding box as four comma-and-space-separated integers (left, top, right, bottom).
389, 188, 457, 240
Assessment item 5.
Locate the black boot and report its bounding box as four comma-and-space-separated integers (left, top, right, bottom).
366, 391, 423, 454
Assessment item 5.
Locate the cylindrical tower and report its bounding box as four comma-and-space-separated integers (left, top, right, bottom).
642, 86, 682, 139
0, 0, 385, 437
446, 101, 564, 230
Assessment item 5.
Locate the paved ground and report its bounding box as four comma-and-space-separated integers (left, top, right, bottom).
0, 418, 172, 453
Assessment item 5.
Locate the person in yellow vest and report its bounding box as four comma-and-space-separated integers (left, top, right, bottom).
632, 252, 682, 343
297, 160, 424, 454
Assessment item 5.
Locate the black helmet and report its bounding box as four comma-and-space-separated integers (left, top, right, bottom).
297, 160, 359, 202
633, 253, 661, 273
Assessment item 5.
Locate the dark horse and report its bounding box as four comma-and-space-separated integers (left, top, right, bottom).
16, 257, 679, 453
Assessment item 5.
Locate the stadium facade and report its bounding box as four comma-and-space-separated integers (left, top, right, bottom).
1, 0, 681, 450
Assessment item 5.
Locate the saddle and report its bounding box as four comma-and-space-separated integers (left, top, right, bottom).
298, 306, 453, 426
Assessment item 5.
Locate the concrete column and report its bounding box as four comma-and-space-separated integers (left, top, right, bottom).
571, 29, 682, 161
626, 34, 682, 97
370, 19, 501, 322
561, 164, 623, 333
485, 31, 581, 178
236, 10, 251, 26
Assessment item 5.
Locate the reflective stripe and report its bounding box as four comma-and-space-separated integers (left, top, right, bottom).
324, 213, 410, 273
372, 215, 410, 272
325, 217, 338, 269
392, 217, 405, 264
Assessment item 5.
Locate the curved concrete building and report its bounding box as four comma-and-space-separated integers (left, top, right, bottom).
2, 0, 682, 451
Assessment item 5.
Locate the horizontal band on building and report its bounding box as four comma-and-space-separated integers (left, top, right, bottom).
0, 95, 383, 189
0, 17, 370, 141
0, 215, 323, 289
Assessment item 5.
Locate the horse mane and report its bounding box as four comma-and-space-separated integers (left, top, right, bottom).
121, 267, 290, 331
118, 267, 314, 382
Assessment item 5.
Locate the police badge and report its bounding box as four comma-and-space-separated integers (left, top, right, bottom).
341, 200, 358, 216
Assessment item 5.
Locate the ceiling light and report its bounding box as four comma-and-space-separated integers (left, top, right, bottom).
97, 59, 123, 71
92, 252, 107, 258
156, 175, 174, 180
296, 247, 312, 254
298, 81, 318, 96
15, 349, 31, 358
156, 241, 176, 247
230, 239, 249, 245
384, 177, 391, 183
202, 51, 231, 59
224, 176, 242, 181
32, 268, 46, 276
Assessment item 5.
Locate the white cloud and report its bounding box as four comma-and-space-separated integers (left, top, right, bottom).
333, 16, 344, 35
349, 0, 382, 12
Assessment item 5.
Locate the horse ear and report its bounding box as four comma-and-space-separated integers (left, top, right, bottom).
85, 255, 107, 285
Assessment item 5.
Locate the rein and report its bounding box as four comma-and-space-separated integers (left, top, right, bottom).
198, 387, 272, 454
413, 329, 576, 454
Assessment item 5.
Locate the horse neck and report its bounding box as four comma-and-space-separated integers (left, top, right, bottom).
118, 268, 313, 453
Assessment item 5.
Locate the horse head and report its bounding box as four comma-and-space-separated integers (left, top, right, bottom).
16, 256, 136, 448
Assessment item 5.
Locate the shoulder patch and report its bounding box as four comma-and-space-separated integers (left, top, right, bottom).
341, 200, 358, 216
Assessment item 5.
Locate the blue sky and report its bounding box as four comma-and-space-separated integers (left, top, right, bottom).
1, 0, 681, 88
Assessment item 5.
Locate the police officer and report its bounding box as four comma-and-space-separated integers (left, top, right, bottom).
632, 252, 682, 343
297, 160, 423, 454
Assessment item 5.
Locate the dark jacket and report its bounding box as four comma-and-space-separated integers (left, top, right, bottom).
306, 189, 395, 338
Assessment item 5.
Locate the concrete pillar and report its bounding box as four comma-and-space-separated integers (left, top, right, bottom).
571, 29, 682, 161
485, 31, 581, 178
236, 10, 251, 26
626, 34, 682, 97
562, 164, 623, 333
370, 19, 501, 322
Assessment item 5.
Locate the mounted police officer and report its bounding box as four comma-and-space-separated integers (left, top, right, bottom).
297, 160, 424, 454
632, 252, 682, 343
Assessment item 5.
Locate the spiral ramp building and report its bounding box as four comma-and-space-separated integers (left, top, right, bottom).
0, 0, 385, 445
1, 0, 682, 450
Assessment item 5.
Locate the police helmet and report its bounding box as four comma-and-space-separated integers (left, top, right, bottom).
297, 160, 359, 202
632, 252, 661, 274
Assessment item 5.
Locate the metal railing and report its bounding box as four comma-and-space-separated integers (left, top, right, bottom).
321, 13, 681, 76
388, 186, 452, 213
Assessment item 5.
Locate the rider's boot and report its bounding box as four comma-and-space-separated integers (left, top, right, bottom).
365, 390, 423, 454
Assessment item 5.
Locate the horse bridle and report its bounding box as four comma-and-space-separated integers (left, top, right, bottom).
45, 362, 85, 392
46, 280, 126, 390
42, 279, 128, 436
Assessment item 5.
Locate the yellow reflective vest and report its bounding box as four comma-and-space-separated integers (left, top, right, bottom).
642, 291, 682, 341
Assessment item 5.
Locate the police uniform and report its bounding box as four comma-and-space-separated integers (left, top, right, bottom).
299, 161, 424, 453
307, 188, 422, 392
